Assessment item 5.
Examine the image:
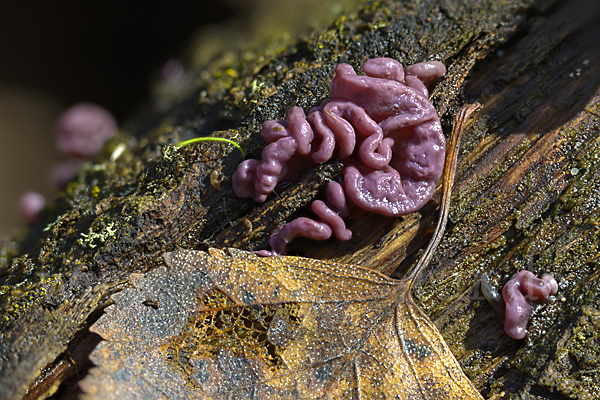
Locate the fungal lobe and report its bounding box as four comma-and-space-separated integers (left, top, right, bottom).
233, 58, 447, 254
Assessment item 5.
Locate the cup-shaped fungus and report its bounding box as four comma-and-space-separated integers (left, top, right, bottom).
233, 58, 446, 255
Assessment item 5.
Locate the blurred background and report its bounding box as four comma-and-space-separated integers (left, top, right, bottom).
0, 0, 358, 239
0, 1, 237, 238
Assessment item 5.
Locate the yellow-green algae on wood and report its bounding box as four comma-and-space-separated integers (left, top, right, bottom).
412, 1, 600, 394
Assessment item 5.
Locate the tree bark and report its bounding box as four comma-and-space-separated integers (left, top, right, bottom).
1, 0, 599, 398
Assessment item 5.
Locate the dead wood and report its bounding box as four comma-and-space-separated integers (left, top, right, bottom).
1, 0, 599, 398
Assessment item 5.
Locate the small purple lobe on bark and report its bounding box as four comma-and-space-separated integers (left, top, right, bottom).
55, 103, 117, 159
19, 191, 46, 224
232, 58, 446, 254
502, 270, 558, 339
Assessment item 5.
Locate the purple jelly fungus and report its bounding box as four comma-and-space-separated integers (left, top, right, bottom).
55, 103, 118, 159
232, 57, 446, 255
19, 191, 46, 224
502, 270, 559, 339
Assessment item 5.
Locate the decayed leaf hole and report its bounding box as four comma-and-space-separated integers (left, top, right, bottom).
162, 289, 304, 386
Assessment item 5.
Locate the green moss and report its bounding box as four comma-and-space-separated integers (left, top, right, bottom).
537, 304, 600, 399
1, 263, 63, 327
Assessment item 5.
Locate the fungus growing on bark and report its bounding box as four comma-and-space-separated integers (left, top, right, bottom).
502, 270, 558, 339
233, 58, 446, 255
481, 270, 559, 339
55, 102, 118, 159
48, 102, 119, 189
14, 104, 118, 225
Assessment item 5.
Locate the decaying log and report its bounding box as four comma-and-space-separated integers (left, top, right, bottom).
1, 0, 599, 398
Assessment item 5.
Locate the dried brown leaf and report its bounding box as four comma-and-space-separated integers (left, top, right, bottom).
80, 247, 482, 399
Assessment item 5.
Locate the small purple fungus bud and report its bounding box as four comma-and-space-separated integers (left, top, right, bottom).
55, 103, 118, 159
404, 61, 447, 88
19, 191, 46, 224
542, 273, 559, 295
232, 57, 446, 255
502, 270, 559, 339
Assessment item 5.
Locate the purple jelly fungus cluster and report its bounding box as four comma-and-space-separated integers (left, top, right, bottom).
502, 270, 558, 339
55, 102, 118, 159
232, 57, 447, 255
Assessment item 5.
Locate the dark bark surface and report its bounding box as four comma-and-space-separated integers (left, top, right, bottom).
1, 0, 599, 398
